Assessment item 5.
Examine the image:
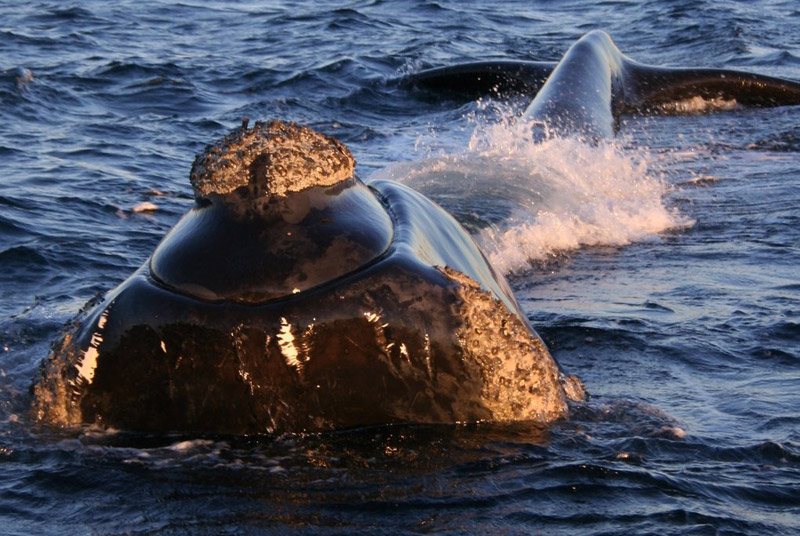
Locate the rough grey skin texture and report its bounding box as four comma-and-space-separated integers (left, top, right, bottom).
190, 119, 355, 199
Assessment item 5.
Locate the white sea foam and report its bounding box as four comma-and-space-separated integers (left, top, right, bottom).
371, 110, 691, 274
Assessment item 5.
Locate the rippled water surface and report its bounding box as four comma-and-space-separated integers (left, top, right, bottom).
2, 1, 799, 534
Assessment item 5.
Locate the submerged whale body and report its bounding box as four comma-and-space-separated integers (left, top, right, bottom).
34, 32, 800, 434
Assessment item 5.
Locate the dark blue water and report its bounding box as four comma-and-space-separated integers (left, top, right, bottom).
2, 1, 799, 534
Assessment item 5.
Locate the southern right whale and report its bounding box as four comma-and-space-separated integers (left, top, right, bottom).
32, 32, 800, 434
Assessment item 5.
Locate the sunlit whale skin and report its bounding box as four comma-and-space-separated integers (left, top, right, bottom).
33, 120, 582, 434
410, 30, 800, 139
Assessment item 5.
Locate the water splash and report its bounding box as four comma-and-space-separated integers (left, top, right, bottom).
374, 105, 691, 274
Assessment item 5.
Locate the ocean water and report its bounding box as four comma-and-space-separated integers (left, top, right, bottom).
1, 1, 799, 534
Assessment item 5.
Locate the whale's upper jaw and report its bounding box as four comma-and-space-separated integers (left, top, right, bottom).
189, 119, 355, 201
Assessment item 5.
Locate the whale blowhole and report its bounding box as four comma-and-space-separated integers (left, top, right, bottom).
189, 119, 356, 200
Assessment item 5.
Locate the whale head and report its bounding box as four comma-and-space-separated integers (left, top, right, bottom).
150, 120, 394, 303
